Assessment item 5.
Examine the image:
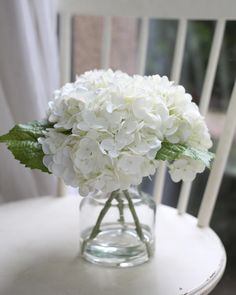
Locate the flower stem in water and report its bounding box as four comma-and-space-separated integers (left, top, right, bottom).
123, 189, 151, 258
115, 195, 125, 225
81, 190, 118, 253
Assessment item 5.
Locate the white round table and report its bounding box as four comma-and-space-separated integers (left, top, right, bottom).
0, 195, 226, 295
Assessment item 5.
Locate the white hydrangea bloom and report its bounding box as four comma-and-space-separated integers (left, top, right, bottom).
39, 69, 212, 195
167, 157, 206, 183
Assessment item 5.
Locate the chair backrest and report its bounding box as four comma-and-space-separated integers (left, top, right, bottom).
56, 0, 236, 227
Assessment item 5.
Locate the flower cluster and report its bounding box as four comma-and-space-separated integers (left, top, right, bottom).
39, 70, 212, 195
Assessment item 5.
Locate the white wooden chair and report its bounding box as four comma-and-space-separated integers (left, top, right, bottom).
56, 0, 236, 294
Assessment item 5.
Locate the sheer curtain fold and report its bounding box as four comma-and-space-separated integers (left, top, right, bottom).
0, 0, 59, 202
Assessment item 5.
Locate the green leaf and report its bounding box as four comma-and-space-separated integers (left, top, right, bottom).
182, 146, 214, 168
0, 120, 53, 143
155, 142, 186, 161
155, 141, 214, 168
0, 120, 52, 173
4, 140, 49, 172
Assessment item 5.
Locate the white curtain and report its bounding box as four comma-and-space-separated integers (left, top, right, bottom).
0, 0, 59, 203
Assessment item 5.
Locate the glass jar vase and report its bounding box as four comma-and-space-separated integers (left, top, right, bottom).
79, 186, 156, 267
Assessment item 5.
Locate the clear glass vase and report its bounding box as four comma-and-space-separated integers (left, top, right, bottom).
79, 186, 156, 268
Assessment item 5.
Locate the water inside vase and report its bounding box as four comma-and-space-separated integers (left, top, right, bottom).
80, 222, 154, 267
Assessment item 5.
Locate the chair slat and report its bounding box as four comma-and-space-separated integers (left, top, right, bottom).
154, 19, 187, 204
198, 81, 236, 227
137, 17, 149, 75
57, 179, 67, 197
177, 20, 225, 214
56, 0, 236, 20
58, 12, 72, 197
101, 16, 112, 69
199, 20, 226, 116
171, 19, 188, 83
153, 162, 167, 204
177, 182, 192, 214
59, 12, 72, 84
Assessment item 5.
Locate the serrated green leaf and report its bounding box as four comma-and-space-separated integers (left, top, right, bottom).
155, 142, 186, 161
182, 147, 214, 168
0, 120, 53, 143
0, 120, 52, 173
155, 141, 214, 168
5, 140, 49, 172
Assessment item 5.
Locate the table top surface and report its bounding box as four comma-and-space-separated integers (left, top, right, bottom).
0, 195, 226, 295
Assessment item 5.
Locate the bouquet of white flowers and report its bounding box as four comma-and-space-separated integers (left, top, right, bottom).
0, 69, 214, 266
0, 69, 213, 194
